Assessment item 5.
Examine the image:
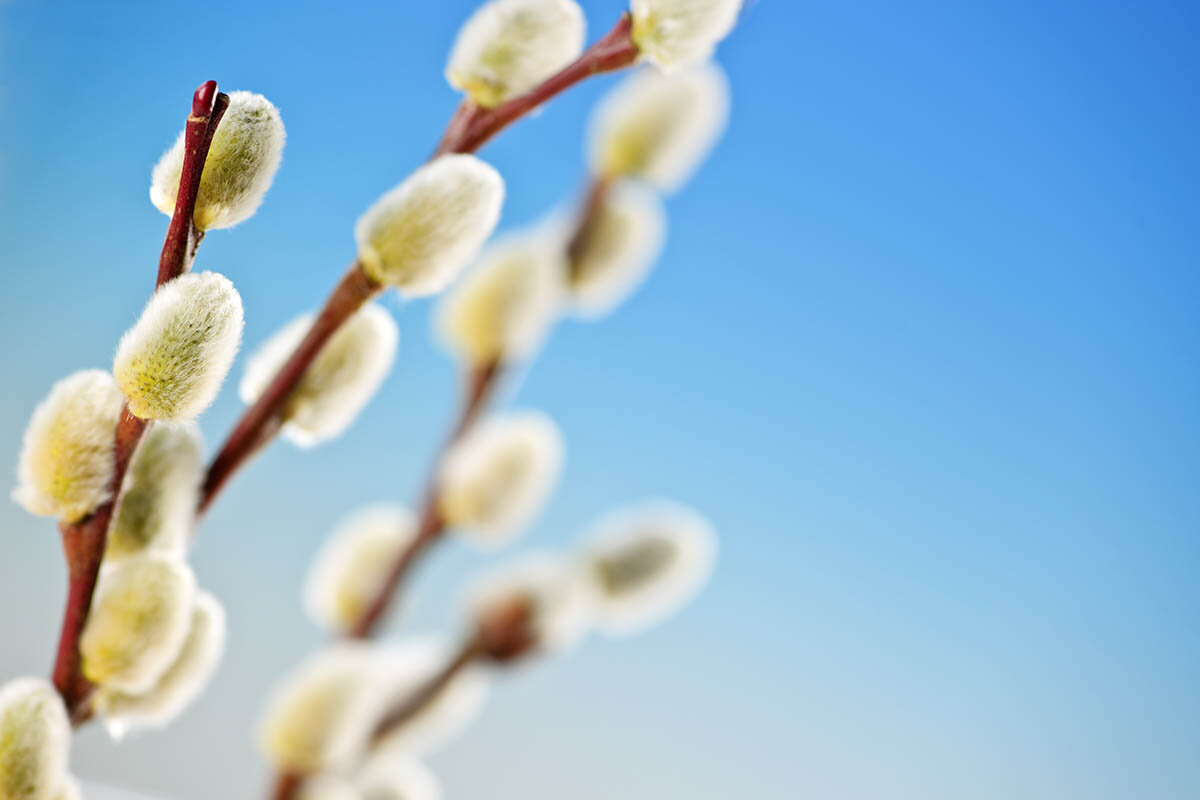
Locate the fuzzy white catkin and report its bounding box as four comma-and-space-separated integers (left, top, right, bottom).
304, 505, 417, 634
239, 303, 399, 447
437, 411, 564, 547
357, 753, 441, 800
296, 775, 358, 800
579, 501, 716, 635
0, 678, 70, 800
258, 645, 379, 774
80, 555, 197, 695
50, 776, 80, 800
96, 590, 226, 739
370, 638, 490, 758
630, 0, 742, 71
113, 271, 244, 422
355, 155, 505, 296
105, 423, 203, 561
150, 91, 286, 230
564, 181, 666, 318
12, 370, 125, 522
467, 553, 592, 653
589, 63, 730, 193
436, 232, 565, 365
446, 0, 586, 108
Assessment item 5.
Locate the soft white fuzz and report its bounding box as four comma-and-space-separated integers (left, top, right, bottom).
447, 0, 586, 108
296, 775, 359, 800
12, 370, 125, 522
370, 638, 490, 758
114, 272, 244, 422
304, 505, 417, 634
589, 63, 730, 192
579, 501, 716, 635
80, 555, 197, 694
357, 753, 442, 800
150, 91, 286, 230
355, 155, 505, 296
106, 423, 203, 560
97, 590, 226, 739
466, 553, 592, 652
51, 775, 80, 800
438, 411, 564, 547
436, 232, 564, 365
565, 181, 666, 318
0, 678, 70, 800
240, 304, 399, 447
258, 645, 379, 773
630, 0, 742, 71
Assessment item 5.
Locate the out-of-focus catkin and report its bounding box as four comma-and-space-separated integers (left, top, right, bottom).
240, 303, 399, 447
113, 271, 244, 422
12, 370, 125, 522
106, 423, 203, 560
589, 64, 730, 193
80, 555, 197, 694
447, 0, 586, 108
436, 233, 564, 365
438, 412, 564, 547
150, 91, 286, 231
355, 155, 505, 296
0, 678, 70, 800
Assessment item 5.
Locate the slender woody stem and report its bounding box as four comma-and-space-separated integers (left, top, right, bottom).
370, 636, 484, 743
566, 175, 614, 283
199, 263, 382, 515
347, 361, 501, 639
157, 82, 229, 287
51, 80, 228, 717
52, 407, 148, 721
435, 14, 639, 156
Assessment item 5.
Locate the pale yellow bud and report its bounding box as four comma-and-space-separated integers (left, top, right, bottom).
150, 91, 286, 230
438, 412, 564, 547
355, 155, 505, 296
50, 776, 80, 800
436, 232, 564, 365
113, 272, 244, 422
0, 678, 70, 800
630, 0, 742, 71
106, 423, 203, 561
239, 303, 399, 447
12, 370, 124, 522
466, 553, 592, 653
304, 505, 416, 634
589, 64, 730, 192
579, 501, 716, 635
258, 645, 378, 774
80, 555, 197, 694
96, 590, 226, 739
357, 754, 441, 800
370, 638, 489, 758
447, 0, 586, 108
565, 181, 665, 318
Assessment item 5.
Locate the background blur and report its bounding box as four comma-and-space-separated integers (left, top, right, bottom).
1, 1, 1198, 798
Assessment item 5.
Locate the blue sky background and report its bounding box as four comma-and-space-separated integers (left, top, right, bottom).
1, 1, 1198, 798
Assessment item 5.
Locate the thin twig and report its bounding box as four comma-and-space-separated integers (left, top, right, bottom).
369, 636, 484, 743
565, 175, 613, 283
199, 263, 382, 515
51, 80, 227, 719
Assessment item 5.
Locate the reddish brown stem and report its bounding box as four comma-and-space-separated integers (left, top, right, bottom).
434, 14, 639, 156
199, 263, 382, 514
271, 772, 303, 800
565, 175, 614, 283
370, 636, 484, 742
51, 407, 148, 719
157, 82, 229, 287
347, 361, 501, 639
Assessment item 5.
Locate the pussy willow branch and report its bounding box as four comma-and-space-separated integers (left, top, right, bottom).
200, 14, 640, 516
50, 81, 227, 720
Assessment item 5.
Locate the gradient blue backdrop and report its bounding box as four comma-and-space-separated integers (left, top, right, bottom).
1, 1, 1198, 798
